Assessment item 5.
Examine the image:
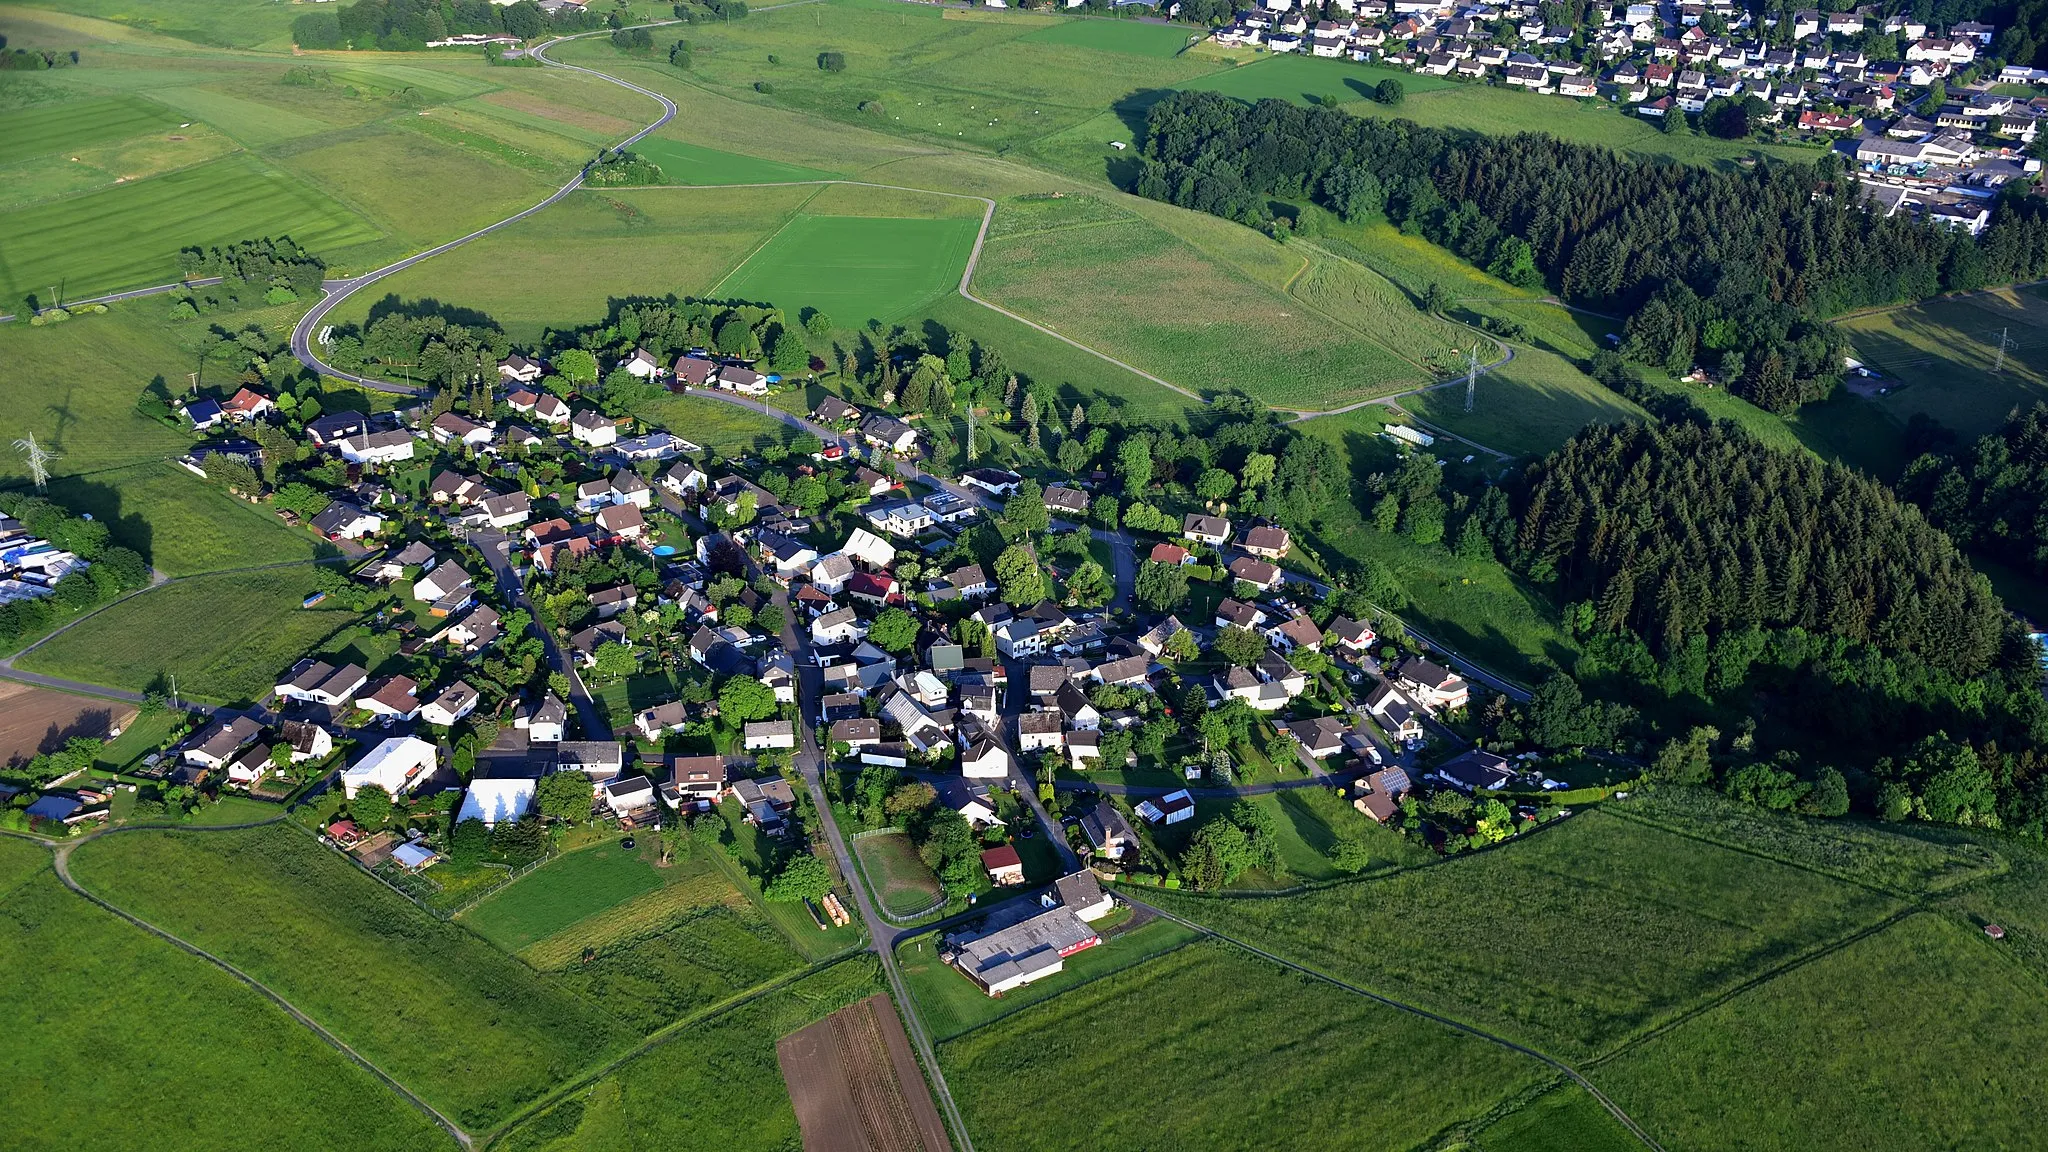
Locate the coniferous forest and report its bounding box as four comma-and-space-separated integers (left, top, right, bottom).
1136, 91, 2048, 411
1901, 402, 2048, 579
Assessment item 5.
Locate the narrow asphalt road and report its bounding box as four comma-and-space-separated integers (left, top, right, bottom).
465, 527, 611, 739
44, 825, 477, 1150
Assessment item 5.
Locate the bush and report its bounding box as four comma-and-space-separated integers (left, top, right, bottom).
754, 80, 774, 93
817, 50, 845, 71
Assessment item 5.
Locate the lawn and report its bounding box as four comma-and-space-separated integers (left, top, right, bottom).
636, 393, 800, 456
69, 824, 636, 1131
851, 829, 944, 917
713, 212, 981, 328
493, 957, 886, 1152
939, 939, 1547, 1150
0, 860, 458, 1152
1144, 807, 1903, 1061
460, 837, 671, 954
0, 93, 184, 164
36, 461, 319, 576
1836, 283, 2048, 444
1181, 53, 1455, 105
630, 136, 841, 185
0, 151, 383, 300
17, 566, 355, 704
1348, 82, 1824, 169
1591, 913, 2048, 1151
899, 909, 1198, 1042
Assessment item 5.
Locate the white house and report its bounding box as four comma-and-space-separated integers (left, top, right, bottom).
840, 527, 897, 570
419, 680, 480, 727
413, 563, 472, 605
812, 607, 867, 646
743, 720, 795, 750
342, 736, 437, 799
571, 410, 619, 447
620, 347, 661, 379
961, 736, 1012, 779
458, 777, 536, 826
336, 430, 416, 465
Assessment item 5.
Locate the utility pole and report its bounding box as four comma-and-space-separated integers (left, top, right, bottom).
13, 433, 58, 490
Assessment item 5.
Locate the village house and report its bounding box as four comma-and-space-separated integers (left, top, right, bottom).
1395, 656, 1470, 711
571, 409, 619, 447
982, 844, 1026, 886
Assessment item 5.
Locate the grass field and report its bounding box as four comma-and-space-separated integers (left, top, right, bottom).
1017, 17, 1203, 58
0, 93, 184, 164
12, 0, 302, 48
1837, 284, 2048, 443
461, 838, 672, 954
0, 150, 383, 300
851, 830, 944, 917
1475, 1085, 1643, 1152
0, 306, 203, 482
0, 853, 458, 1152
1349, 82, 1823, 168
1144, 808, 1902, 1061
37, 462, 317, 576
900, 910, 1199, 1042
69, 824, 634, 1130
940, 939, 1545, 1150
636, 393, 800, 456
1183, 53, 1454, 104
1403, 344, 1650, 458
16, 565, 354, 704
1592, 913, 2047, 1150
714, 212, 981, 327
631, 136, 841, 185
495, 957, 886, 1152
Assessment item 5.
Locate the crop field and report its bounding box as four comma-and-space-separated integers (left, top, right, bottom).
1404, 344, 1650, 458
974, 216, 1426, 407
852, 830, 944, 917
714, 212, 981, 327
18, 565, 352, 702
0, 94, 184, 164
1349, 82, 1822, 168
1592, 914, 2047, 1150
1837, 284, 2048, 442
0, 858, 458, 1152
37, 461, 318, 576
324, 185, 817, 344
1183, 53, 1453, 104
14, 0, 301, 49
900, 911, 1199, 1042
461, 838, 674, 954
631, 136, 841, 185
1475, 1085, 1642, 1152
0, 151, 382, 300
1145, 808, 1902, 1061
70, 824, 634, 1130
147, 84, 338, 146
777, 994, 952, 1152
277, 124, 558, 252
551, 900, 806, 1021
941, 939, 1545, 1150
0, 681, 134, 769
496, 957, 886, 1152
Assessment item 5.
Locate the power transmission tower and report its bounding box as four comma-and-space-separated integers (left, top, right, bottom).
1993, 326, 2014, 373
966, 403, 978, 462
1463, 345, 1481, 413
13, 433, 58, 490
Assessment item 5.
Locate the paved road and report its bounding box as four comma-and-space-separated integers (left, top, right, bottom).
466, 528, 611, 739
0, 276, 228, 323
43, 824, 477, 1149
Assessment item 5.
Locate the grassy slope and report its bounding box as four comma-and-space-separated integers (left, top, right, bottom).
18, 567, 355, 704
459, 837, 669, 954
1143, 808, 1905, 1062
0, 845, 456, 1152
36, 461, 318, 576
69, 825, 636, 1130
713, 211, 981, 327
940, 939, 1546, 1151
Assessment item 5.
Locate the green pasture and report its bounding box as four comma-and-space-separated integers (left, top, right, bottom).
17, 566, 354, 703
1404, 344, 1650, 458
631, 136, 840, 185
461, 838, 670, 954
0, 860, 459, 1152
493, 958, 883, 1152
1183, 53, 1454, 104
0, 305, 207, 480
1838, 284, 2048, 442
1145, 808, 1902, 1061
146, 84, 337, 146
14, 0, 301, 48
917, 293, 1207, 426
36, 461, 319, 576
1018, 17, 1202, 57
0, 151, 382, 299
941, 939, 1545, 1150
1593, 914, 2047, 1150
714, 212, 979, 326
1476, 1085, 1642, 1152
70, 824, 636, 1130
637, 393, 800, 456
852, 830, 943, 917
0, 93, 183, 164
549, 900, 805, 1021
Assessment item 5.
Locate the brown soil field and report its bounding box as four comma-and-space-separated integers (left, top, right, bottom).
777, 994, 952, 1152
0, 682, 134, 769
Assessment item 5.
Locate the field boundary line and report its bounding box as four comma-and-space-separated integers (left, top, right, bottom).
1119, 889, 1670, 1152
51, 821, 476, 1150
1596, 803, 1939, 900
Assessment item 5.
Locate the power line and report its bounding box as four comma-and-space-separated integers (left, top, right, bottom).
1463, 345, 1481, 413
13, 433, 59, 490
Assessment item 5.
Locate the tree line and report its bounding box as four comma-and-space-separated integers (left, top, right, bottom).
1900, 402, 2048, 580
1135, 90, 2048, 412
294, 0, 586, 50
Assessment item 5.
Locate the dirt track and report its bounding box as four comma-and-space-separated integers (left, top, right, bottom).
0, 682, 134, 768
778, 994, 953, 1152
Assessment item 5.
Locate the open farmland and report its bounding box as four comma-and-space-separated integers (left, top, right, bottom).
714, 212, 982, 328
1475, 1086, 1643, 1152
17, 566, 353, 703
495, 958, 886, 1152
939, 940, 1546, 1150
0, 682, 135, 769
549, 901, 806, 1021
1591, 914, 2048, 1151
69, 824, 635, 1130
1182, 52, 1453, 104
852, 831, 944, 918
0, 851, 458, 1152
0, 151, 382, 300
461, 838, 672, 954
1017, 17, 1202, 57
777, 994, 952, 1152
0, 93, 184, 164
1143, 808, 1904, 1061
631, 137, 841, 185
